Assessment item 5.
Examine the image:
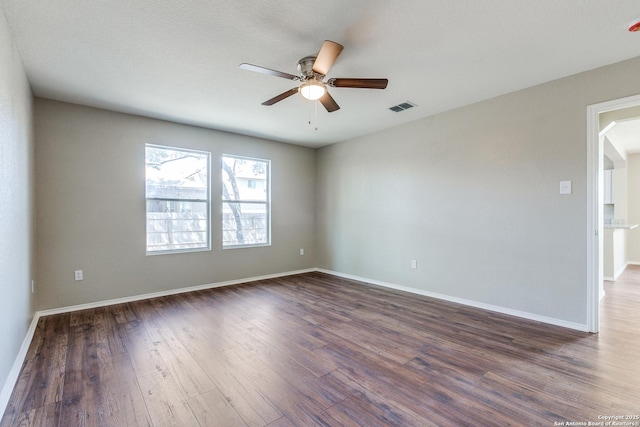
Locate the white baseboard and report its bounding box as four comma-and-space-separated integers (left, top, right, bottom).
605, 261, 638, 282
37, 268, 316, 317
0, 268, 314, 420
317, 268, 589, 332
0, 312, 40, 421
614, 263, 629, 280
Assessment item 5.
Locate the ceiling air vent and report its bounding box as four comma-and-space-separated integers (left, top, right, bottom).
389, 101, 417, 112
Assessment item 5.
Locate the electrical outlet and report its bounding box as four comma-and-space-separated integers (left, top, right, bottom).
74, 270, 83, 281
411, 260, 417, 269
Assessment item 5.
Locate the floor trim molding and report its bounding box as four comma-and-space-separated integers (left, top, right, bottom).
37, 268, 316, 317
0, 313, 40, 420
317, 268, 589, 332
605, 262, 640, 282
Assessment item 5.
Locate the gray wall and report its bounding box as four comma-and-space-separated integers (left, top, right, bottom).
317, 56, 640, 326
0, 8, 35, 402
35, 99, 316, 310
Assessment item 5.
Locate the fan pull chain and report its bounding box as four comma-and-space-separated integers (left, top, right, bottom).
307, 100, 319, 131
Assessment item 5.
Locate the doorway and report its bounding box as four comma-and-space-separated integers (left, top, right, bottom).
587, 93, 640, 333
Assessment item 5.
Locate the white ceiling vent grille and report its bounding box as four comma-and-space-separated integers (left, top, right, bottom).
389, 101, 417, 112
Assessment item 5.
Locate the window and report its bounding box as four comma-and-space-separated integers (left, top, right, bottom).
222, 155, 270, 248
145, 144, 210, 254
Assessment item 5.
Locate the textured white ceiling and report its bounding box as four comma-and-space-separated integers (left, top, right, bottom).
2, 0, 640, 147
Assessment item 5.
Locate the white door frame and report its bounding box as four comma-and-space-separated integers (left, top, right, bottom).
586, 93, 640, 333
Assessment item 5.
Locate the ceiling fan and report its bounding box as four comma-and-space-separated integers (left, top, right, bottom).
239, 40, 388, 113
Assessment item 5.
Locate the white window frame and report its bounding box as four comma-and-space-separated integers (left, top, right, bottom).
145, 144, 211, 255
222, 154, 271, 249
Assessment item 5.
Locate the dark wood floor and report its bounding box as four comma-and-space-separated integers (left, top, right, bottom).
2, 271, 639, 426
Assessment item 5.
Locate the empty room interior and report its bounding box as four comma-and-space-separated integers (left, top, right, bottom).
2, 1, 640, 426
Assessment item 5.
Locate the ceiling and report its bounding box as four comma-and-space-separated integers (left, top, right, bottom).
2, 1, 640, 148
605, 119, 640, 154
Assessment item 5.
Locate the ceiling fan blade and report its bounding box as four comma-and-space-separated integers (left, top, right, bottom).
319, 91, 340, 112
261, 88, 299, 106
327, 78, 388, 89
312, 40, 344, 76
239, 63, 299, 81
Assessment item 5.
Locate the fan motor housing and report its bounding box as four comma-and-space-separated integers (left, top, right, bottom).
297, 56, 322, 79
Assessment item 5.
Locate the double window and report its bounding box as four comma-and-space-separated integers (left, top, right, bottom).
145, 146, 270, 253
222, 155, 270, 248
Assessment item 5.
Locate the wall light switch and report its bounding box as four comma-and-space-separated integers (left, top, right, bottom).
411, 260, 417, 269
74, 270, 83, 281
559, 180, 572, 195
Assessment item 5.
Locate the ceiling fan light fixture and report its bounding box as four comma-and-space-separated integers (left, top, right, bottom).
300, 80, 326, 100
240, 39, 388, 113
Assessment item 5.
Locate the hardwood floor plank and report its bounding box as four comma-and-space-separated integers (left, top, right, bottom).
118, 319, 198, 426
478, 370, 590, 422
404, 355, 556, 425
324, 392, 424, 427
222, 344, 346, 410
219, 347, 329, 426
167, 294, 284, 426
188, 388, 248, 427
238, 318, 341, 378
91, 308, 126, 357
264, 416, 295, 427
58, 321, 101, 427
110, 303, 139, 324
105, 352, 153, 427
7, 315, 68, 417
249, 309, 330, 352
320, 332, 429, 388
56, 311, 150, 427
143, 298, 217, 399
8, 402, 61, 427
326, 369, 444, 426
318, 320, 418, 364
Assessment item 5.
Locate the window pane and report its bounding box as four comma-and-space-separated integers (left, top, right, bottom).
222, 155, 270, 248
222, 202, 268, 247
146, 145, 210, 253
146, 201, 208, 252
146, 146, 208, 201
222, 156, 268, 202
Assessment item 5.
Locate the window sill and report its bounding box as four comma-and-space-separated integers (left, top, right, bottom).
222, 243, 271, 250
146, 247, 211, 256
